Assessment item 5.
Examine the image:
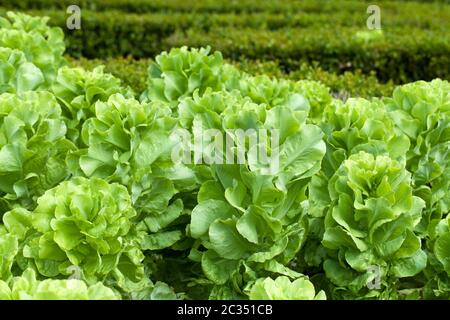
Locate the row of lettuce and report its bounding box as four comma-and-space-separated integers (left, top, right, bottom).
0, 4, 449, 83
0, 12, 449, 300
69, 56, 395, 100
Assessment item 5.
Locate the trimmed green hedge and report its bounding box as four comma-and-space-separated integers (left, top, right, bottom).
59, 23, 449, 82
1, 0, 449, 14
1, 7, 443, 83
2, 1, 449, 83
160, 27, 450, 83
0, 0, 397, 14
68, 56, 395, 99
18, 7, 450, 31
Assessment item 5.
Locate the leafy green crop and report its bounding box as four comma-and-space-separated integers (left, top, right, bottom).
249, 276, 326, 300
52, 66, 134, 145
0, 12, 65, 87
3, 177, 151, 295
0, 91, 75, 214
0, 268, 119, 300
322, 152, 426, 299
384, 80, 450, 235
0, 47, 44, 93
141, 46, 240, 106
0, 12, 449, 300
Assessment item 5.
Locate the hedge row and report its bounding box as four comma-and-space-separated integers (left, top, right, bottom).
59, 24, 449, 83
68, 56, 395, 99
3, 4, 448, 83
18, 7, 450, 32
4, 7, 444, 83
1, 0, 448, 14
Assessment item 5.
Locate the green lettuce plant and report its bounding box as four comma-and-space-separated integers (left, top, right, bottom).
235, 74, 310, 111
295, 80, 333, 123
52, 66, 134, 144
248, 276, 326, 300
67, 93, 175, 186
306, 97, 410, 241
422, 214, 450, 299
2, 177, 150, 295
66, 93, 187, 219
0, 91, 75, 214
384, 79, 450, 234
66, 93, 197, 282
321, 152, 426, 299
141, 46, 240, 105
0, 268, 119, 300
0, 11, 65, 87
321, 97, 410, 169
235, 75, 332, 123
180, 90, 326, 298
422, 206, 450, 299
0, 47, 44, 93
0, 230, 18, 282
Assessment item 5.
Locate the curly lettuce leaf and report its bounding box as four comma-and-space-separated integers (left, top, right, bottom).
248, 276, 326, 300
0, 268, 119, 300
